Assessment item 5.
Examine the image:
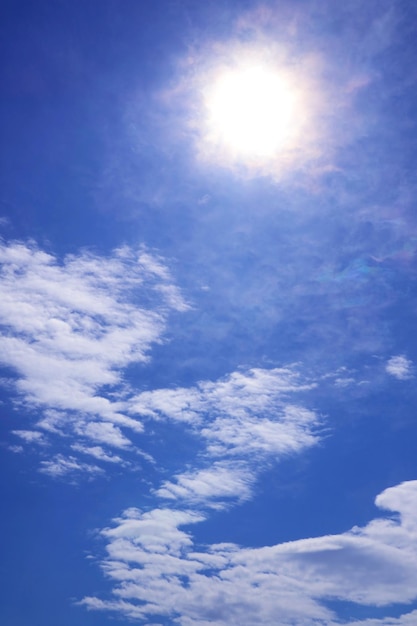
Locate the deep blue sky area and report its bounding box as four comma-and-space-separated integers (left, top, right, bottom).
2, 2, 417, 625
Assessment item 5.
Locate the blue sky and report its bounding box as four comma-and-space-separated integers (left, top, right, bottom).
2, 1, 417, 625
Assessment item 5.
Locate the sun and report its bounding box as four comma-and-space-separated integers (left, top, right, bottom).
205, 65, 298, 160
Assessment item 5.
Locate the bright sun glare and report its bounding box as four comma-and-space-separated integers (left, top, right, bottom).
206, 65, 297, 160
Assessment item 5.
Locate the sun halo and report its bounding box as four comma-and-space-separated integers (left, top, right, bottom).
205, 64, 299, 162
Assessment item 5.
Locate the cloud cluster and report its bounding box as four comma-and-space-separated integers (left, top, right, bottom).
133, 368, 320, 507
0, 240, 188, 475
1, 242, 322, 484
5, 239, 416, 626
81, 480, 417, 626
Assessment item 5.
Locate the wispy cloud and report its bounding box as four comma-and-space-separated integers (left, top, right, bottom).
129, 367, 317, 434
0, 240, 188, 473
12, 429, 46, 444
1, 240, 322, 486
130, 367, 321, 506
156, 462, 255, 507
40, 454, 104, 478
82, 480, 417, 626
386, 355, 413, 380
71, 444, 126, 465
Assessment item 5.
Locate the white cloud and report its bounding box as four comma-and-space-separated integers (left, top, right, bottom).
71, 444, 125, 465
40, 454, 104, 478
75, 421, 132, 449
0, 240, 188, 474
130, 368, 320, 463
386, 355, 413, 380
201, 404, 319, 458
129, 387, 203, 424
0, 238, 325, 530
12, 429, 46, 444
0, 242, 318, 486
131, 368, 321, 506
1, 241, 321, 489
81, 480, 417, 626
334, 376, 355, 387
129, 367, 315, 423
156, 462, 255, 507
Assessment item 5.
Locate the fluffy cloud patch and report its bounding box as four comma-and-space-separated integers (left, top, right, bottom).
12, 429, 46, 444
386, 355, 413, 380
0, 240, 188, 473
82, 481, 417, 626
